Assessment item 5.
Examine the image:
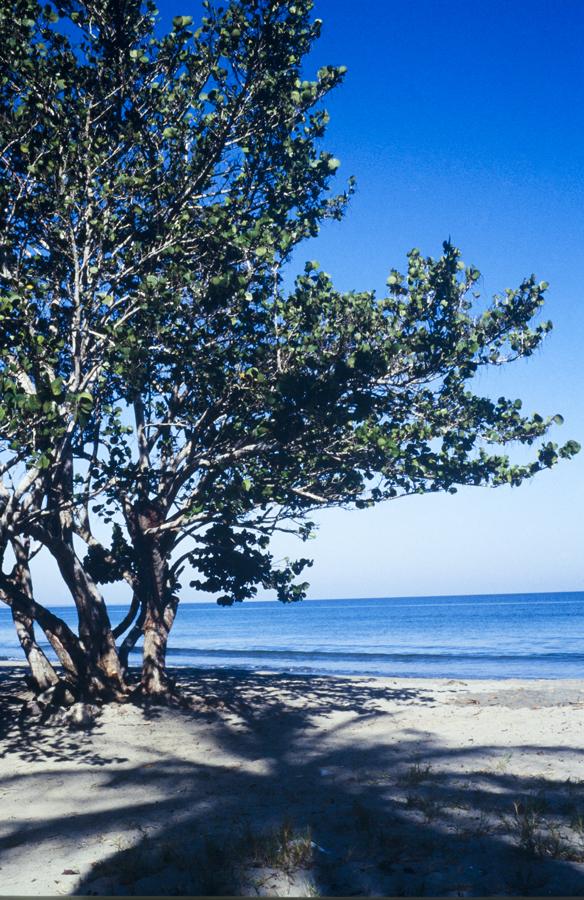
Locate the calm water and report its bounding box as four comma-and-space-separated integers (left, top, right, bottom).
1, 592, 584, 679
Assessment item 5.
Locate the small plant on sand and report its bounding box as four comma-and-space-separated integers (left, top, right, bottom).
471, 810, 494, 837
245, 819, 314, 870
405, 793, 443, 822
511, 799, 543, 855
510, 800, 567, 859
494, 751, 513, 773
570, 810, 584, 834
399, 763, 433, 786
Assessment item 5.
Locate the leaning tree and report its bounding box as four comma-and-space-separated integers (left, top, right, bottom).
0, 0, 579, 700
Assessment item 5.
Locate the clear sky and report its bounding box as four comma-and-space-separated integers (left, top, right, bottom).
32, 0, 584, 603
274, 0, 584, 598
265, 0, 584, 598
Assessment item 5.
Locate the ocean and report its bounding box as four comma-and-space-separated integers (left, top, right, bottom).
1, 591, 584, 679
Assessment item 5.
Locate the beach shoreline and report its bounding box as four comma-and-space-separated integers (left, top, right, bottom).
2, 663, 584, 896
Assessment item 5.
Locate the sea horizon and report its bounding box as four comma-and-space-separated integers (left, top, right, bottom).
21, 586, 584, 606
2, 589, 584, 681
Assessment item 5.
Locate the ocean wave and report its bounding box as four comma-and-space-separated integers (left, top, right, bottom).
129, 646, 584, 663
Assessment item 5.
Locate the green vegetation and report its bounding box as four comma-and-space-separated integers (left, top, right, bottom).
0, 0, 578, 701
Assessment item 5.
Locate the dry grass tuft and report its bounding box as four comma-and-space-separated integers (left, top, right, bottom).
398, 762, 433, 786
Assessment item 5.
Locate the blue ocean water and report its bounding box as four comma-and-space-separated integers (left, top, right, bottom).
1, 592, 584, 679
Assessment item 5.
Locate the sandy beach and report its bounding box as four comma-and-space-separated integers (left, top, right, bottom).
2, 665, 584, 897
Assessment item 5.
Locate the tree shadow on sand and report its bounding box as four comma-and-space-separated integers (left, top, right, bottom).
0, 667, 130, 766
2, 667, 584, 896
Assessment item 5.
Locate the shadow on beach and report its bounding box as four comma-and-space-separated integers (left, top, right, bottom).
1, 666, 584, 896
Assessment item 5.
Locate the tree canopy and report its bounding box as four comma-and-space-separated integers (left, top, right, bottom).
0, 0, 579, 701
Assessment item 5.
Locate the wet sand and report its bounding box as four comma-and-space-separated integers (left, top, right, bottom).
1, 664, 584, 896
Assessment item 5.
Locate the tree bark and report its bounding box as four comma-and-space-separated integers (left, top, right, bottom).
128, 500, 178, 697
119, 596, 146, 673
1, 573, 127, 702
142, 606, 170, 695
48, 540, 127, 698
112, 592, 140, 639
141, 597, 178, 696
11, 605, 59, 693
0, 571, 84, 683
6, 538, 60, 692
38, 449, 128, 699
0, 537, 88, 692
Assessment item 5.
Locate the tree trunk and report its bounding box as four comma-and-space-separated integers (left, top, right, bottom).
142, 606, 170, 695
0, 538, 84, 693
119, 597, 146, 673
141, 598, 177, 696
112, 592, 140, 640
129, 500, 178, 697
39, 450, 127, 700
11, 605, 59, 693
23, 595, 86, 682
7, 538, 60, 692
0, 572, 86, 695
49, 540, 127, 699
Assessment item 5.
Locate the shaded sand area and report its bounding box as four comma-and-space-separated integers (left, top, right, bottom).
2, 666, 584, 896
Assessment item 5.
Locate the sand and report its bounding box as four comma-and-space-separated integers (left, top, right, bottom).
2, 665, 584, 897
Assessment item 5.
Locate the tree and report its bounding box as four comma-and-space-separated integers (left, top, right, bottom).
0, 0, 579, 701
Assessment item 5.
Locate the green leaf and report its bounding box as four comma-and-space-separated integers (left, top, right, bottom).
173, 15, 193, 29
77, 390, 93, 409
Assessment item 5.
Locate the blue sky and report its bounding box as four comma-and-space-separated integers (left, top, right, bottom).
34, 1, 584, 603
269, 0, 584, 598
